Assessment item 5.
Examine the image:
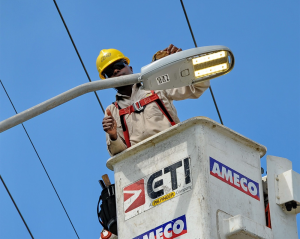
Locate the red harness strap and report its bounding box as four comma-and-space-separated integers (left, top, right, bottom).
114, 91, 176, 148
265, 203, 271, 228
114, 101, 131, 148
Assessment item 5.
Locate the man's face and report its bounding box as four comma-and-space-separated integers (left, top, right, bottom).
110, 65, 133, 78
102, 59, 133, 79
102, 60, 134, 94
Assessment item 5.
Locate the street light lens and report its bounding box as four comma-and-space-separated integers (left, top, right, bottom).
192, 51, 227, 65
192, 50, 229, 78
195, 63, 228, 78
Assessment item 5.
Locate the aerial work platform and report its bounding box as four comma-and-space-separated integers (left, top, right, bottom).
106, 117, 299, 239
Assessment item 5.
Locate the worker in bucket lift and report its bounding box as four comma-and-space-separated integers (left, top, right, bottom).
97, 44, 210, 157
97, 45, 209, 239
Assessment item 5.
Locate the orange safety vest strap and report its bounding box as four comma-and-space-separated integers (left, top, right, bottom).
113, 91, 175, 148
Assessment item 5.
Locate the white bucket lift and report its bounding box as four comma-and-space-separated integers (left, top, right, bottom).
106, 117, 299, 239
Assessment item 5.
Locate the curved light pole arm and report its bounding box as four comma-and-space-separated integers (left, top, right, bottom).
1, 46, 235, 134
0, 73, 141, 133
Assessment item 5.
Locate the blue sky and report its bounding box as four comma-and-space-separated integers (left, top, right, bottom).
0, 1, 299, 238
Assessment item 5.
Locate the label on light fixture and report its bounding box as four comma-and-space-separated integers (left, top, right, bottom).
156, 74, 170, 85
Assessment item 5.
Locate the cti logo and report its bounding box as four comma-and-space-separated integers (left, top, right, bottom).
123, 179, 145, 213
132, 214, 187, 239
210, 157, 260, 200
147, 158, 191, 199
123, 157, 192, 220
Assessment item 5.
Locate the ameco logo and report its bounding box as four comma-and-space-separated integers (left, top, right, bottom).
210, 157, 260, 200
133, 215, 187, 239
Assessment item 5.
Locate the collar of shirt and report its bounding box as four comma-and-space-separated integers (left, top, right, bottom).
115, 83, 142, 101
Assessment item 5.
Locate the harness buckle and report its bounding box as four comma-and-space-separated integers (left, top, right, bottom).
133, 101, 144, 112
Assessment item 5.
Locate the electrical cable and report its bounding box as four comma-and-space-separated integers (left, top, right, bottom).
180, 0, 224, 125
0, 175, 34, 239
0, 79, 80, 239
53, 0, 105, 114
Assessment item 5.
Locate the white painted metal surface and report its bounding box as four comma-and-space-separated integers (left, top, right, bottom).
222, 214, 273, 239
266, 156, 299, 239
107, 117, 270, 239
217, 210, 273, 239
277, 169, 300, 205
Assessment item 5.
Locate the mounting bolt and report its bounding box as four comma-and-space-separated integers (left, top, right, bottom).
277, 196, 280, 199
276, 176, 279, 181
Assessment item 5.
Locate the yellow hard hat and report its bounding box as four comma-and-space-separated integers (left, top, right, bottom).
96, 49, 130, 79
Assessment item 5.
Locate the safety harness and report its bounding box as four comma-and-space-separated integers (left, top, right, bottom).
114, 90, 176, 148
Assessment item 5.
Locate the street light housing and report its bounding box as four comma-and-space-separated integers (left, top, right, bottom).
141, 45, 234, 90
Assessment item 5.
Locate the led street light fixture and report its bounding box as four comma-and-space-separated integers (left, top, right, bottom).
140, 45, 234, 90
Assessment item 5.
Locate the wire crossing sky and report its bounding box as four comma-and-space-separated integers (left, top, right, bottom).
0, 79, 80, 239
0, 1, 299, 238
53, 0, 105, 114
0, 175, 34, 239
180, 0, 224, 125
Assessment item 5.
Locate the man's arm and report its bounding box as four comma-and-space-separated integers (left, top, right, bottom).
164, 81, 210, 101
103, 107, 127, 156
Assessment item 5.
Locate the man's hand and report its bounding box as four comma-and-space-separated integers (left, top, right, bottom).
102, 109, 117, 140
153, 44, 182, 61
162, 44, 182, 55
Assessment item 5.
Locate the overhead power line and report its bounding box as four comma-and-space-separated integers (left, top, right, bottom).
0, 80, 80, 239
180, 0, 224, 125
0, 175, 34, 239
53, 0, 105, 113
